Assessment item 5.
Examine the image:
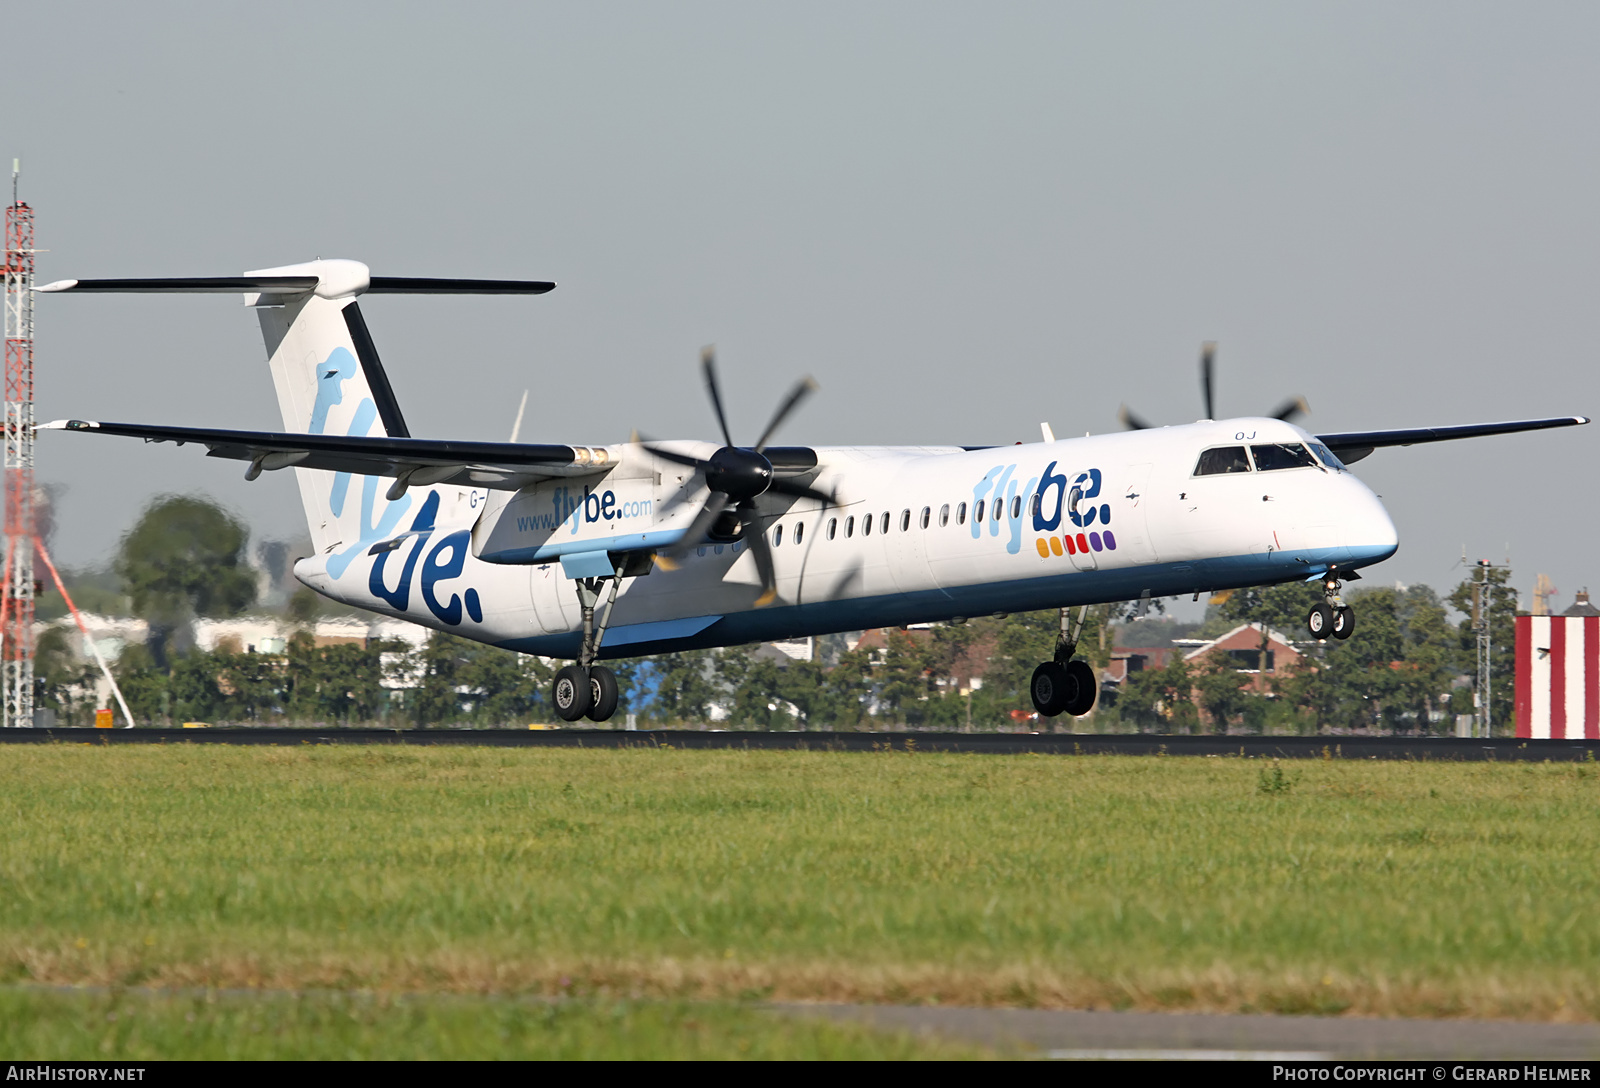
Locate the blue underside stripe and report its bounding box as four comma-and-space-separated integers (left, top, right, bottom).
494, 543, 1397, 660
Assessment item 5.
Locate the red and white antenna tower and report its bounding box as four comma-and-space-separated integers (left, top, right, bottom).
3, 159, 35, 728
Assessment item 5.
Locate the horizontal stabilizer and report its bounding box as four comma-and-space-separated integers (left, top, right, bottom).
40, 419, 601, 490
366, 277, 556, 294
38, 276, 318, 294
38, 274, 555, 296
1317, 416, 1588, 463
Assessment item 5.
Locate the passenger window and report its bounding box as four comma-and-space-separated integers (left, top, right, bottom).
1030, 494, 1040, 517
880, 511, 890, 534
827, 517, 837, 540
863, 514, 872, 536
939, 504, 950, 527
1011, 495, 1022, 519
957, 502, 967, 525
1251, 443, 1317, 472
974, 499, 985, 523
1194, 446, 1252, 475
773, 524, 783, 547
920, 506, 931, 529
992, 499, 1002, 522
900, 509, 911, 532
794, 522, 804, 545
845, 516, 855, 538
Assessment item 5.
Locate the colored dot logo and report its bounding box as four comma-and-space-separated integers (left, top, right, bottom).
1036, 530, 1116, 558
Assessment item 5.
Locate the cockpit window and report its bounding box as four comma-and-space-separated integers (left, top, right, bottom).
1194, 446, 1252, 475
1250, 443, 1318, 472
1306, 442, 1346, 471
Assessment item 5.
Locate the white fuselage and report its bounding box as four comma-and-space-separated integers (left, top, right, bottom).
294, 417, 1398, 659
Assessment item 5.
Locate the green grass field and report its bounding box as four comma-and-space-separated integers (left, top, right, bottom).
0, 988, 984, 1060
1, 745, 1597, 1056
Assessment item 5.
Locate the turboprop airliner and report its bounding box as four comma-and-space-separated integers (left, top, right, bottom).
38, 259, 1587, 722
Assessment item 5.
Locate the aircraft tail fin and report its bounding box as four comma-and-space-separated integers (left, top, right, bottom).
41, 259, 555, 558
248, 262, 405, 555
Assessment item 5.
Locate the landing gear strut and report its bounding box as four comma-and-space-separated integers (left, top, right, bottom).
1307, 570, 1357, 641
552, 562, 627, 723
1030, 605, 1097, 718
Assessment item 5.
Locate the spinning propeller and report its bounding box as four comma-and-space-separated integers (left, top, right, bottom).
1119, 342, 1309, 430
644, 348, 832, 606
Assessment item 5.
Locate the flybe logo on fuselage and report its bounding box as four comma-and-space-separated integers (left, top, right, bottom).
972, 460, 1119, 560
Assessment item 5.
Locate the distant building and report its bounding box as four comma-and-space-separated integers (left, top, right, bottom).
1562, 589, 1600, 618
1105, 622, 1303, 698
1179, 622, 1304, 684
1103, 645, 1181, 686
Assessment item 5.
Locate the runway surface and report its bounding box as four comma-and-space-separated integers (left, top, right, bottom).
774, 1004, 1600, 1060
3, 726, 1598, 760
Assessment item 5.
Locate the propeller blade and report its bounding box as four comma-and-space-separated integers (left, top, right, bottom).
1118, 404, 1154, 431
701, 346, 736, 449
1269, 395, 1311, 423
1200, 342, 1217, 421
641, 443, 708, 471
752, 375, 819, 452
738, 502, 779, 607
768, 476, 834, 505
666, 492, 731, 558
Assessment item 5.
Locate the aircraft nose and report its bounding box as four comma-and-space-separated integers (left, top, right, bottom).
1342, 477, 1399, 565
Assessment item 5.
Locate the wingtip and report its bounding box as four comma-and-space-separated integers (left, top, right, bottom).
36, 279, 77, 293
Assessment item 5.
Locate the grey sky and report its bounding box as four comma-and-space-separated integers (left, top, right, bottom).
8, 2, 1596, 614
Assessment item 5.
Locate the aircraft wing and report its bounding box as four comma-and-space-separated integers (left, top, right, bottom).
39, 418, 599, 490
1316, 415, 1588, 463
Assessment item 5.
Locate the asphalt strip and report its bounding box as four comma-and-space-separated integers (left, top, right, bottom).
769, 1004, 1600, 1060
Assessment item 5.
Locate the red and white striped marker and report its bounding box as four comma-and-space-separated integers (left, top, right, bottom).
1515, 615, 1600, 739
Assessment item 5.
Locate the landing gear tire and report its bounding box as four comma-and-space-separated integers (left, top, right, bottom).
553, 664, 592, 722
1030, 661, 1071, 717
1062, 660, 1097, 716
1031, 660, 1098, 717
586, 665, 619, 722
1331, 606, 1356, 640
1307, 603, 1335, 640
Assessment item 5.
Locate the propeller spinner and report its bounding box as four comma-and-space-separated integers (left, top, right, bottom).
644, 348, 831, 606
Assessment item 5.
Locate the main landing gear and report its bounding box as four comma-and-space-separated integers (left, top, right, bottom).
1030, 604, 1098, 718
1306, 570, 1357, 642
552, 563, 628, 723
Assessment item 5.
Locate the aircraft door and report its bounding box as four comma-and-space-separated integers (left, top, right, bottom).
529, 562, 578, 633
887, 502, 939, 594
1110, 463, 1158, 566
1064, 475, 1099, 571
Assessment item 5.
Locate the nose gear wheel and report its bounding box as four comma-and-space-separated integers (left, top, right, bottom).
1307, 569, 1358, 641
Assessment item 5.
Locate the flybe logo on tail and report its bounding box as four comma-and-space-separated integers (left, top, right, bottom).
308, 345, 414, 581
307, 345, 483, 625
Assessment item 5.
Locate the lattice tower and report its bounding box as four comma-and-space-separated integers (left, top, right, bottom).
3, 182, 34, 728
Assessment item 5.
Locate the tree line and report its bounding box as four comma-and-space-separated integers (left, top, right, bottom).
35, 495, 1522, 732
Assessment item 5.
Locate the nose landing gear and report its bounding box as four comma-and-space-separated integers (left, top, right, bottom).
1030, 605, 1098, 718
1307, 570, 1357, 642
